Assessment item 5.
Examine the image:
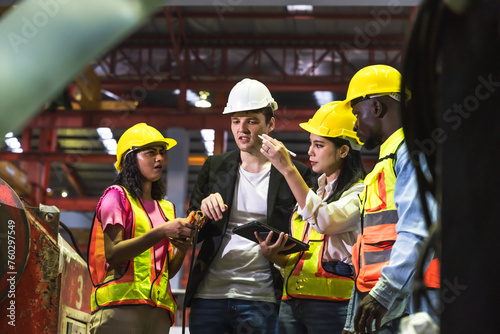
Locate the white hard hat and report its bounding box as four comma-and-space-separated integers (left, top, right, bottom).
223, 78, 278, 114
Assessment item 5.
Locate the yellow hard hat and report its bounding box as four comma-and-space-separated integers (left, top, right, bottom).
115, 123, 177, 171
344, 64, 411, 106
300, 101, 363, 150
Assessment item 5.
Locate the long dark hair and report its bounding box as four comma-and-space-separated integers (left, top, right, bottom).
112, 149, 166, 200
314, 137, 366, 203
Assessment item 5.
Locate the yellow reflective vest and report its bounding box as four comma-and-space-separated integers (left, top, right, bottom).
283, 211, 354, 301
88, 186, 177, 321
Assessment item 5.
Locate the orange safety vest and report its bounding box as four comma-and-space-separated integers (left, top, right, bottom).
352, 129, 439, 292
424, 257, 440, 289
87, 186, 177, 320
283, 211, 354, 301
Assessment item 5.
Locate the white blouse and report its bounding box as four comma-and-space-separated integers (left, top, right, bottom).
296, 173, 364, 264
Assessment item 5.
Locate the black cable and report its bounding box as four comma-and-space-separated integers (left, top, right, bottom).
182, 223, 199, 334
401, 0, 447, 313
414, 222, 441, 316
59, 220, 86, 261
401, 0, 444, 201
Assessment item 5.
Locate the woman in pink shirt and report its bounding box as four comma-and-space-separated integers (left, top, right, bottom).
88, 123, 195, 334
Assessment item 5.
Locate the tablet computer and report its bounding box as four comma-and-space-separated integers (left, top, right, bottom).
233, 221, 309, 255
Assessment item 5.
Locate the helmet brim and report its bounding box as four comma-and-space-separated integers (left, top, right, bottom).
115, 138, 177, 171
222, 101, 277, 114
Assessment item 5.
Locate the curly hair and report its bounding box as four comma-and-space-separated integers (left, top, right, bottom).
112, 149, 166, 200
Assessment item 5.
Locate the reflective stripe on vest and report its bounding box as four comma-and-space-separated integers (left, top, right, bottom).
352, 129, 403, 293
283, 211, 354, 301
353, 129, 440, 292
88, 186, 177, 319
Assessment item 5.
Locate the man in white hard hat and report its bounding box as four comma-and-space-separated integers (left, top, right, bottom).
186, 78, 311, 334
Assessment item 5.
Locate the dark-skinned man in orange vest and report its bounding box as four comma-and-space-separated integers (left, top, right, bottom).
341, 65, 439, 334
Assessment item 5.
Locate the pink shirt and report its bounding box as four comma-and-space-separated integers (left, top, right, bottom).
96, 186, 169, 273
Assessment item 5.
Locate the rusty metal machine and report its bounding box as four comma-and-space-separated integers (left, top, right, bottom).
0, 178, 92, 333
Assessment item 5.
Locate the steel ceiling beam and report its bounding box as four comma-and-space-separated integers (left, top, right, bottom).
26, 109, 314, 131
45, 197, 100, 212
60, 163, 87, 197
97, 42, 403, 92
19, 128, 58, 205
163, 6, 190, 111
163, 6, 187, 78
123, 34, 406, 46
100, 79, 349, 91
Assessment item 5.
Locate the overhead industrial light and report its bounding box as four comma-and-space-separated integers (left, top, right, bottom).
185, 89, 201, 104
97, 127, 117, 155
101, 89, 121, 100
287, 5, 313, 13
195, 91, 211, 108
200, 129, 215, 156
4, 132, 23, 153
314, 91, 334, 106
175, 89, 212, 108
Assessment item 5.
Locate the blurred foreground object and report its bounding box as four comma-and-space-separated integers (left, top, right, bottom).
401, 0, 500, 332
0, 161, 31, 196
0, 0, 166, 137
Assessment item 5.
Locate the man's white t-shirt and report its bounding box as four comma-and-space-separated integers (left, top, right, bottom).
194, 164, 276, 303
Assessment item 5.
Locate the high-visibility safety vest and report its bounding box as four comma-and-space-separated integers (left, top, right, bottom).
88, 186, 177, 320
352, 128, 440, 292
424, 256, 440, 289
283, 211, 354, 301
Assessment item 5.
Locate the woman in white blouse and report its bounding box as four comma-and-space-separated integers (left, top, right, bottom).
257, 101, 365, 334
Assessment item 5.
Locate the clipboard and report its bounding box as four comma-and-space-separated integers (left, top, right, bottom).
233, 221, 309, 255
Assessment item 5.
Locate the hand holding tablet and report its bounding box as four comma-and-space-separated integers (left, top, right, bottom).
233, 221, 309, 255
